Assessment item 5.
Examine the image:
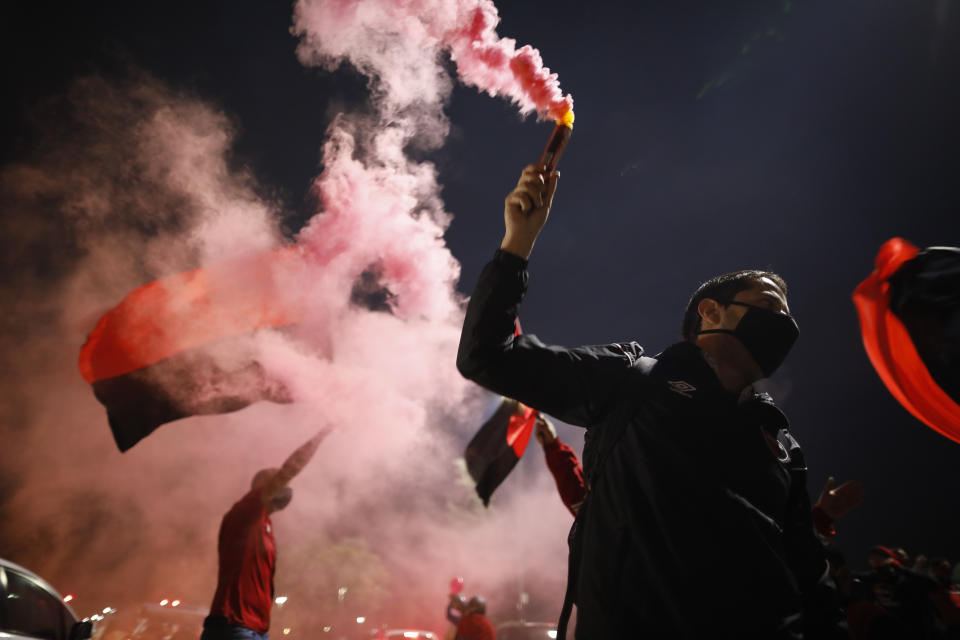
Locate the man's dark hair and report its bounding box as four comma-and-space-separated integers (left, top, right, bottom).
681, 269, 787, 341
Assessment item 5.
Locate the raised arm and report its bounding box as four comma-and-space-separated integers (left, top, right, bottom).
500, 164, 560, 260
535, 414, 586, 515
260, 427, 332, 503
457, 166, 647, 427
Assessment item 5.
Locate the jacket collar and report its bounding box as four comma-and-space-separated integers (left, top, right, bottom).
654, 342, 790, 430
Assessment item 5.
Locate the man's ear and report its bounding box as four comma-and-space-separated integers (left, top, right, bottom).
697, 298, 723, 330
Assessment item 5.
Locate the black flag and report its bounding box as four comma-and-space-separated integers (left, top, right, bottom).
464, 398, 537, 506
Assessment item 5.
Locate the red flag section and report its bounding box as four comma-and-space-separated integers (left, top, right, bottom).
853, 237, 960, 444
79, 246, 303, 383
464, 398, 538, 507
79, 247, 305, 451
506, 402, 536, 458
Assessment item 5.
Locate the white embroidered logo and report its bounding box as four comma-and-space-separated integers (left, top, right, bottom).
668, 380, 696, 398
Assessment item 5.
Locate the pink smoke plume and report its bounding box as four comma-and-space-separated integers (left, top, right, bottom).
0, 71, 575, 629
0, 0, 581, 633
292, 0, 574, 122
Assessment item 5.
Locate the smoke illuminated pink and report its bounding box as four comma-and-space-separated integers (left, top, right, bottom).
1, 0, 578, 631
292, 0, 574, 122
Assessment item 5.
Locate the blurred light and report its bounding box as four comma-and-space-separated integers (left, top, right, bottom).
275, 596, 288, 605
172, 600, 180, 607
82, 618, 89, 623
356, 617, 366, 624
282, 629, 291, 635
547, 632, 557, 639
63, 594, 74, 603
337, 586, 348, 601
160, 599, 169, 606
323, 626, 331, 633
404, 633, 420, 638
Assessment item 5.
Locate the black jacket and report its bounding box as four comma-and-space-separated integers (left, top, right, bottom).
457, 250, 848, 639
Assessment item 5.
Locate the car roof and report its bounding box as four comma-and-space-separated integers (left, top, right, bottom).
1, 557, 80, 621
496, 621, 556, 629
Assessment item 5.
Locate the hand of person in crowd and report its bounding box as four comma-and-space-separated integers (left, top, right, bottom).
534, 413, 557, 446
501, 164, 560, 259
817, 476, 865, 521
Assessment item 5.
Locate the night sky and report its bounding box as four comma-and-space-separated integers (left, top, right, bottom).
3, 0, 960, 613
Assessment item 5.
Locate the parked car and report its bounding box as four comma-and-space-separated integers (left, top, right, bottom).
495, 621, 557, 640
91, 602, 205, 640
370, 629, 438, 639
0, 557, 93, 640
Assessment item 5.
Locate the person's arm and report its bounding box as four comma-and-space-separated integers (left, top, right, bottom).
535, 415, 586, 515
260, 427, 332, 503
446, 594, 465, 626
457, 166, 646, 427
779, 439, 850, 638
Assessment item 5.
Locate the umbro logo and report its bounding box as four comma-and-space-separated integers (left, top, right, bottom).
668, 380, 696, 398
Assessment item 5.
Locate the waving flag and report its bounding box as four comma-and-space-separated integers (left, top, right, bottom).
79, 247, 304, 451
853, 237, 960, 443
464, 397, 538, 507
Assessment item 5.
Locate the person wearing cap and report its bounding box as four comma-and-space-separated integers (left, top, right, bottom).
200, 428, 332, 639
457, 164, 850, 638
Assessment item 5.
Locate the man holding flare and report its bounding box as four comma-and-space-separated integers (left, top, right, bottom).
456, 158, 848, 637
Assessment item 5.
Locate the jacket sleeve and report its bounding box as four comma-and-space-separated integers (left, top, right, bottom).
779, 433, 851, 639
544, 438, 587, 516
457, 250, 643, 428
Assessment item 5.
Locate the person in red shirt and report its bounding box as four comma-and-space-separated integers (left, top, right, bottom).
200, 428, 331, 639
449, 596, 495, 640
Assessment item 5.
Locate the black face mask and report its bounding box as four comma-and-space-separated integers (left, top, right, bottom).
699, 301, 799, 377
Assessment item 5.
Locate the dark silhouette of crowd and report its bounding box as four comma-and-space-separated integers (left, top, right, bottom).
826, 543, 960, 640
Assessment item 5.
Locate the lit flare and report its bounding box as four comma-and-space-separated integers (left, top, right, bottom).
539, 108, 574, 172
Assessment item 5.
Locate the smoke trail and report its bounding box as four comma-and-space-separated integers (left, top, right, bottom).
281, 0, 580, 626
0, 0, 578, 632
291, 0, 573, 121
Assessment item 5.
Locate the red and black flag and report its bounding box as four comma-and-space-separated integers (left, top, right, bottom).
79, 247, 304, 452
853, 237, 960, 443
464, 397, 538, 506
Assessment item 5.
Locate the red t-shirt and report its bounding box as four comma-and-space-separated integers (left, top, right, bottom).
209, 488, 276, 633
456, 612, 496, 640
